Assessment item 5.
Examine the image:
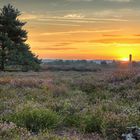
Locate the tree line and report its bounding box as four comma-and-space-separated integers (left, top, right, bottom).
0, 4, 40, 71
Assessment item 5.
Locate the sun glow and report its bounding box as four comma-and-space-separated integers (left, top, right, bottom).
121, 58, 129, 62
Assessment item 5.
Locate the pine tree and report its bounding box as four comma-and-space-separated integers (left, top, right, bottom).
0, 4, 40, 71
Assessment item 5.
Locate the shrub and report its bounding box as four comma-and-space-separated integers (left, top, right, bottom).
109, 70, 137, 83
0, 122, 32, 140
75, 80, 97, 93
134, 75, 140, 84
59, 99, 83, 128
105, 113, 128, 140
10, 79, 45, 88
81, 113, 105, 134
88, 91, 108, 103
0, 77, 11, 85
49, 84, 68, 97
5, 108, 61, 132
63, 114, 81, 128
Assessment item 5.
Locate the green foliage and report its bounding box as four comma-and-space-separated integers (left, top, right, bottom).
5, 108, 61, 132
0, 4, 27, 43
0, 122, 67, 140
75, 80, 97, 93
0, 70, 140, 139
105, 115, 128, 140
0, 4, 40, 71
81, 113, 106, 134
63, 114, 81, 128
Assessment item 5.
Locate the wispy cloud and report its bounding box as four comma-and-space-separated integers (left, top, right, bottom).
20, 11, 129, 25
40, 29, 122, 36
103, 34, 123, 37
20, 13, 39, 20
103, 34, 140, 38
90, 38, 140, 44
46, 23, 80, 27
64, 14, 85, 18
66, 0, 93, 2
133, 34, 140, 37
33, 47, 77, 51
38, 16, 128, 23
105, 0, 133, 2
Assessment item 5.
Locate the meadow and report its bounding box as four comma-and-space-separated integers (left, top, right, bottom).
0, 63, 140, 140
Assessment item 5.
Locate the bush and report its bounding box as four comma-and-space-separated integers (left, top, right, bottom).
81, 113, 105, 134
49, 84, 68, 97
0, 122, 30, 140
5, 108, 61, 132
105, 114, 128, 140
134, 75, 140, 84
63, 114, 81, 128
75, 80, 97, 93
109, 70, 137, 83
10, 78, 46, 88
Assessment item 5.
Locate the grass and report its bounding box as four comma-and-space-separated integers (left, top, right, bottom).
0, 67, 140, 139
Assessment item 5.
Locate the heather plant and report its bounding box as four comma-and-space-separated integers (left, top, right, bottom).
104, 113, 129, 140
0, 69, 140, 139
108, 70, 137, 83
48, 84, 69, 98
63, 114, 81, 128
4, 108, 61, 132
81, 112, 106, 134
0, 122, 31, 140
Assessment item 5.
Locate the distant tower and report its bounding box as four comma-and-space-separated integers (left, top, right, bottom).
129, 54, 132, 63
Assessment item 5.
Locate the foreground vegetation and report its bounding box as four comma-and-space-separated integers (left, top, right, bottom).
0, 67, 140, 139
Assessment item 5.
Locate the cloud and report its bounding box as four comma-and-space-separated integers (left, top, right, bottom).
54, 42, 73, 47
105, 0, 133, 2
40, 29, 122, 36
20, 13, 42, 20
46, 23, 80, 26
20, 9, 129, 24
64, 14, 85, 18
90, 38, 140, 44
38, 16, 128, 25
103, 34, 140, 38
133, 34, 140, 36
66, 0, 93, 2
33, 47, 77, 51
103, 34, 123, 37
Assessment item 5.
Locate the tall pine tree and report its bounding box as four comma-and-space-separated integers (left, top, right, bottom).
0, 4, 40, 71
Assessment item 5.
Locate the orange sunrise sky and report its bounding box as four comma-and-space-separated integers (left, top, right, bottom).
1, 0, 140, 60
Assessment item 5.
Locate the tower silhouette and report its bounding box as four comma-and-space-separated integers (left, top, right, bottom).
129, 54, 132, 62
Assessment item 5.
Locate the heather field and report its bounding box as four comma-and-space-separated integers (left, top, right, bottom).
0, 68, 140, 140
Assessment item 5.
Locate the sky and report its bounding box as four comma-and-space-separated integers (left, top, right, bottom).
1, 0, 140, 60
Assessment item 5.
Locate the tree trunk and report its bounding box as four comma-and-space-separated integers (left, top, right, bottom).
1, 45, 5, 71
1, 56, 4, 71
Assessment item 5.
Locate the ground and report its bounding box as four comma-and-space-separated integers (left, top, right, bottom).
0, 68, 140, 140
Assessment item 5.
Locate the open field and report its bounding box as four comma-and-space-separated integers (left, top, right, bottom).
0, 67, 140, 140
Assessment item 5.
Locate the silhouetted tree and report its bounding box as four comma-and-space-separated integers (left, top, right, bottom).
0, 4, 40, 71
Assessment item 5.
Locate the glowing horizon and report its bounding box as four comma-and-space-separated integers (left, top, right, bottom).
1, 0, 140, 60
